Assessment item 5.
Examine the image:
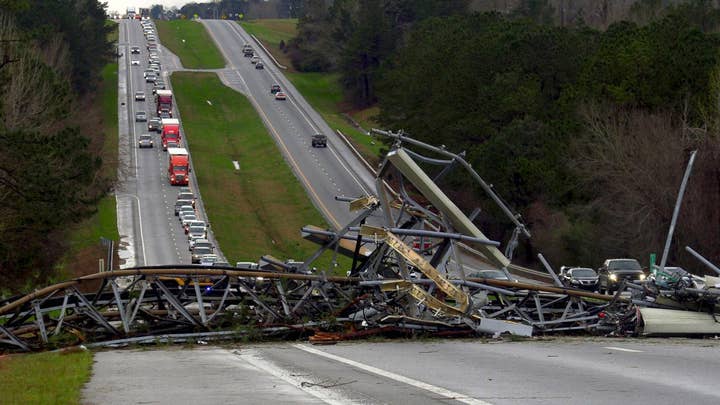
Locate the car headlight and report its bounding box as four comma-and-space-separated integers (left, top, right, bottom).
639, 274, 646, 280
609, 274, 618, 281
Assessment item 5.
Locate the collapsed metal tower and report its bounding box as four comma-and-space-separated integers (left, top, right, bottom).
2, 132, 720, 352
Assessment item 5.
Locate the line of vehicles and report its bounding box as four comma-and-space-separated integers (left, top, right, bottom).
131, 19, 225, 268
133, 20, 189, 187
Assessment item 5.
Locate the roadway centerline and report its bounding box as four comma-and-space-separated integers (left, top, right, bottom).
293, 344, 493, 405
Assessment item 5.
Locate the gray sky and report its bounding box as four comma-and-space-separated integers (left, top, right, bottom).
105, 1, 189, 14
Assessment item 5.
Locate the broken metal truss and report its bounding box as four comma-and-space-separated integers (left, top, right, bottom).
2, 132, 720, 352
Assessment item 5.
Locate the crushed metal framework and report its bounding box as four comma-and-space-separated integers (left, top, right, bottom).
2, 132, 719, 352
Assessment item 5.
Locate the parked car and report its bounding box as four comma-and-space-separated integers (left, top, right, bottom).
147, 118, 162, 132
134, 91, 145, 101
270, 84, 281, 94
135, 111, 147, 122
274, 91, 287, 100
311, 133, 327, 148
559, 267, 599, 291
598, 258, 646, 294
137, 134, 153, 148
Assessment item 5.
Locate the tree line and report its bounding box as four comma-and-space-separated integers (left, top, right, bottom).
291, 0, 720, 270
0, 0, 113, 292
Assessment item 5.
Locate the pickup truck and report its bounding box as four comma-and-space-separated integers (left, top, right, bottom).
598, 258, 646, 294
311, 133, 327, 148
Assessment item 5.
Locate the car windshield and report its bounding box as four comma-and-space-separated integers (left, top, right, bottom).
570, 268, 596, 277
608, 260, 642, 271
189, 227, 204, 233
173, 165, 188, 171
139, 135, 151, 141
193, 248, 211, 255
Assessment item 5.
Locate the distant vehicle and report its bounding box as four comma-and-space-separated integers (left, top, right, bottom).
191, 247, 213, 264
143, 69, 154, 78
134, 91, 145, 101
159, 111, 171, 119
467, 269, 511, 281
130, 46, 140, 54
161, 118, 180, 150
135, 111, 147, 122
270, 84, 281, 94
145, 74, 157, 83
147, 118, 162, 133
177, 191, 195, 207
199, 255, 219, 266
187, 225, 207, 241
250, 56, 259, 64
311, 133, 327, 148
189, 238, 212, 251
130, 59, 140, 66
180, 214, 197, 227
255, 61, 264, 69
559, 267, 599, 291
598, 258, 646, 294
137, 134, 153, 148
184, 219, 206, 234
274, 91, 287, 100
152, 82, 166, 94
213, 261, 231, 267
242, 45, 253, 57
155, 90, 173, 116
174, 200, 193, 216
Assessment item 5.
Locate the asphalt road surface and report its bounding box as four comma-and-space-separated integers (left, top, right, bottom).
116, 18, 221, 267
83, 339, 720, 404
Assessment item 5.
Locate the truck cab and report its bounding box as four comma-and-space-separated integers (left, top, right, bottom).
167, 147, 190, 186
161, 118, 180, 150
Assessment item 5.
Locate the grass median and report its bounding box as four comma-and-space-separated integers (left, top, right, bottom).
172, 72, 348, 273
155, 20, 225, 69
0, 350, 93, 404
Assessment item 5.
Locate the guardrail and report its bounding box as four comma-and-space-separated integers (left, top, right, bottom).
249, 33, 287, 70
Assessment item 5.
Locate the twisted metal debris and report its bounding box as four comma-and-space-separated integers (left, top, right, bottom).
2, 131, 719, 352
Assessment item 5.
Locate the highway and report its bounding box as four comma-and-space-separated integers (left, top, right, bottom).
116, 18, 220, 267
200, 19, 380, 230
83, 339, 720, 404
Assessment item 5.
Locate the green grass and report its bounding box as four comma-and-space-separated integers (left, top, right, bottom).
0, 350, 93, 404
155, 20, 225, 69
286, 72, 385, 163
240, 19, 384, 165
240, 19, 297, 69
171, 72, 349, 273
99, 61, 119, 180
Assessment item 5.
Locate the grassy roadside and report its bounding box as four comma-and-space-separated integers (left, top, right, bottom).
240, 19, 384, 165
171, 72, 348, 273
155, 20, 225, 69
0, 350, 93, 404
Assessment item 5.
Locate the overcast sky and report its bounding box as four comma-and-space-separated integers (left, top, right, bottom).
105, 1, 190, 14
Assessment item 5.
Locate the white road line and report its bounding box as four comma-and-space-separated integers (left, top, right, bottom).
293, 344, 492, 405
604, 346, 643, 353
233, 349, 355, 405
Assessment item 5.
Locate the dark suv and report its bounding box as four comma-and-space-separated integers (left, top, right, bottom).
311, 133, 327, 148
598, 258, 646, 294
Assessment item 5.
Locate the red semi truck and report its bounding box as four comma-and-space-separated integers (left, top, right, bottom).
156, 89, 173, 116
168, 147, 190, 186
161, 118, 180, 150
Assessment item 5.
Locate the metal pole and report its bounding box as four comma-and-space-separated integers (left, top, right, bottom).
372, 128, 530, 238
538, 253, 563, 287
659, 150, 697, 271
685, 246, 720, 275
